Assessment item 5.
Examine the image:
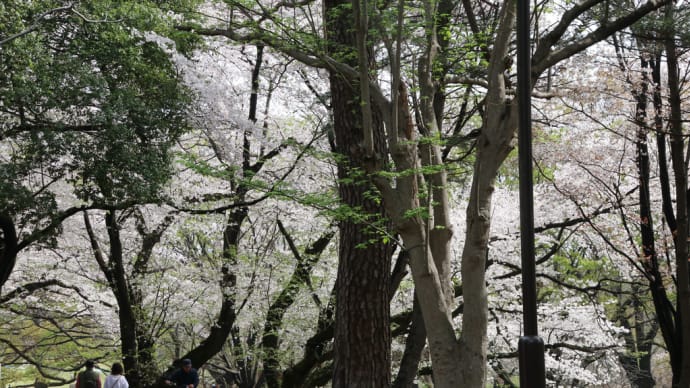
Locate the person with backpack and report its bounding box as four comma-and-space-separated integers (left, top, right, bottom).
103, 363, 128, 388
76, 360, 102, 388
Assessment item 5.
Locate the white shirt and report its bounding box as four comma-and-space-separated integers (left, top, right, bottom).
104, 375, 128, 388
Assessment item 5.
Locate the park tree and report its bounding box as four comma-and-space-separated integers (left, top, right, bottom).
5, 0, 690, 386
0, 1, 200, 384
144, 35, 343, 388
324, 0, 396, 385
346, 0, 670, 385
3, 1, 347, 380
172, 0, 671, 385
0, 0, 200, 293
552, 2, 690, 385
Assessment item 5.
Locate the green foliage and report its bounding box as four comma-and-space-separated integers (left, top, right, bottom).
496, 127, 560, 188
1, 2, 198, 378
1, 1, 194, 242
178, 151, 237, 181
540, 242, 619, 303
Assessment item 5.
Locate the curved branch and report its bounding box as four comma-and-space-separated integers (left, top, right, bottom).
533, 0, 668, 76
0, 279, 91, 304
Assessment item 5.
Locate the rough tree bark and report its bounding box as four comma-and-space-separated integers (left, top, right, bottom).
325, 0, 394, 386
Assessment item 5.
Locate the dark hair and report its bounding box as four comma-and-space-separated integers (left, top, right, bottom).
85, 360, 95, 369
111, 363, 124, 375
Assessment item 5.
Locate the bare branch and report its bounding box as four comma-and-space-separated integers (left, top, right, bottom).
0, 279, 91, 304
533, 0, 669, 76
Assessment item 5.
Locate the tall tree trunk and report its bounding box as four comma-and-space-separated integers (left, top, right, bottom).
418, 0, 455, 310
324, 0, 393, 385
89, 209, 175, 388
132, 212, 175, 387
379, 79, 461, 385
665, 5, 690, 384
651, 50, 689, 385
177, 0, 668, 384
176, 43, 265, 373
84, 210, 172, 388
182, 207, 244, 365
99, 211, 142, 388
621, 49, 658, 388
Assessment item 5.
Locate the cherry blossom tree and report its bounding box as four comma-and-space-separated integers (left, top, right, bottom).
5, 1, 690, 387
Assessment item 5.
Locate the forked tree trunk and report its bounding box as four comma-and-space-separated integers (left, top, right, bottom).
84, 210, 175, 388
456, 3, 516, 386
84, 210, 143, 388
325, 0, 665, 385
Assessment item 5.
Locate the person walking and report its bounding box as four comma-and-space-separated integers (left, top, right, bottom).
76, 360, 101, 388
167, 359, 199, 388
104, 363, 128, 388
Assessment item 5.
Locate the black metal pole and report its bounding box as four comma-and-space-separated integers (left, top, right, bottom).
517, 0, 546, 386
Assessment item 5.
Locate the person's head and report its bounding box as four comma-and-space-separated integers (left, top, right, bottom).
85, 360, 95, 370
181, 359, 192, 372
111, 363, 124, 376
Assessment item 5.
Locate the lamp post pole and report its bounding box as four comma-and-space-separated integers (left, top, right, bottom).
516, 0, 546, 386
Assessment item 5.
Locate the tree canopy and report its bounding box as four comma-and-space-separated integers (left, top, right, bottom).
3, 0, 690, 387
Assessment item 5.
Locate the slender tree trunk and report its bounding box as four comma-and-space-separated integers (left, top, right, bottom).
175, 43, 265, 373
101, 211, 143, 388
620, 51, 658, 388
182, 207, 243, 365
392, 295, 427, 388
646, 50, 685, 383
651, 55, 676, 231
381, 80, 462, 386
458, 152, 503, 386
666, 6, 690, 384
417, 0, 455, 310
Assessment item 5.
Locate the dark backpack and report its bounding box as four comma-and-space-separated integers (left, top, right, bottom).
79, 370, 99, 388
